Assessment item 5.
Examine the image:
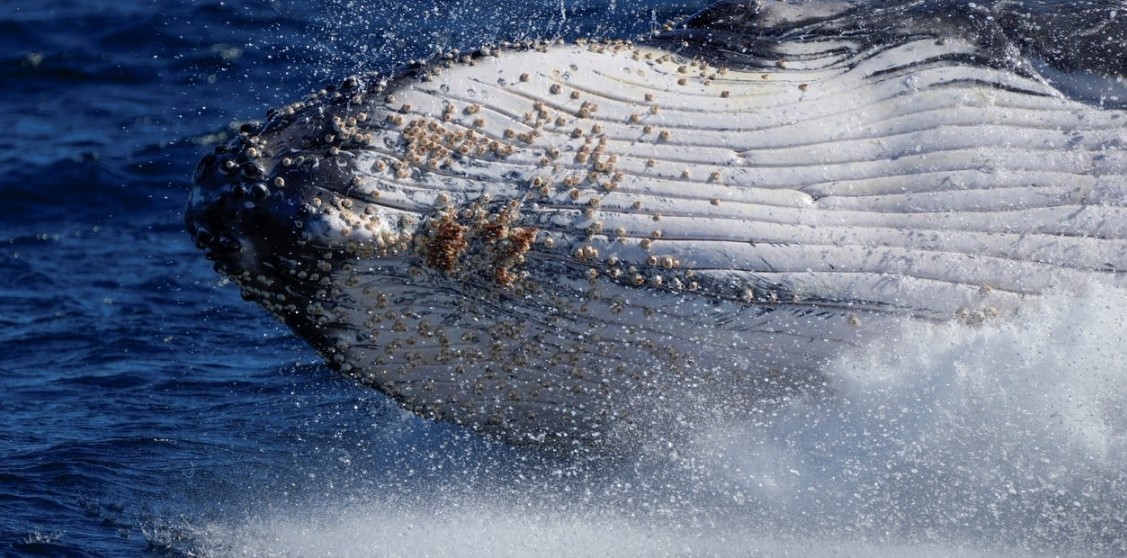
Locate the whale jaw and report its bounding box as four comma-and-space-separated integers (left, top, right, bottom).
188, 6, 1127, 446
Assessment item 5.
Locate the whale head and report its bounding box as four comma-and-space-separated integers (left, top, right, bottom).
187, 1, 1127, 447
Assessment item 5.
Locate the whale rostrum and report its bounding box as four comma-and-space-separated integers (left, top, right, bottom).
187, 1, 1127, 446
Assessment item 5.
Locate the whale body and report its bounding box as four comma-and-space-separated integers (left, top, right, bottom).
187, 0, 1127, 446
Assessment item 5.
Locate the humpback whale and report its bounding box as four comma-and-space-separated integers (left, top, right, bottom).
187, 0, 1127, 446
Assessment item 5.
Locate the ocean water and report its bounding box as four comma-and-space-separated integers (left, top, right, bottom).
1, 1, 1124, 556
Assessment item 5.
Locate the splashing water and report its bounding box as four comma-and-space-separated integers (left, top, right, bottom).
154, 284, 1126, 557
164, 1, 1124, 555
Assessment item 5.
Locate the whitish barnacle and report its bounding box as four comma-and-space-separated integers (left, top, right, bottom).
658, 130, 671, 141
570, 90, 581, 100
273, 177, 285, 187
574, 245, 599, 261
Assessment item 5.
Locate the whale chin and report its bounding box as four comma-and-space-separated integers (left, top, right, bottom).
187, 0, 1127, 448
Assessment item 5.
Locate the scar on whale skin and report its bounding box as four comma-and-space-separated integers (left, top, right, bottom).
186, 0, 1127, 448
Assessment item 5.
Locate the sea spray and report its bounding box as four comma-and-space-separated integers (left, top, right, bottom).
167, 285, 1126, 556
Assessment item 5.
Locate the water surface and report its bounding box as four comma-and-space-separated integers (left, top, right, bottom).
1, 1, 1123, 555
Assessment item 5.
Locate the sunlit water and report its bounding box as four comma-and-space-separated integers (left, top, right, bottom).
2, 1, 1123, 556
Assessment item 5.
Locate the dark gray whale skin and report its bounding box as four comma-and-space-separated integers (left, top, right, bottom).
187, 0, 1127, 447
671, 1, 1125, 69
660, 0, 1126, 106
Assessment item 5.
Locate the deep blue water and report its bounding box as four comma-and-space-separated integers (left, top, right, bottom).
2, 1, 1125, 556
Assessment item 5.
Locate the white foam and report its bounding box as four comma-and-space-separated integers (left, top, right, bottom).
163, 505, 1042, 557
171, 284, 1126, 556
